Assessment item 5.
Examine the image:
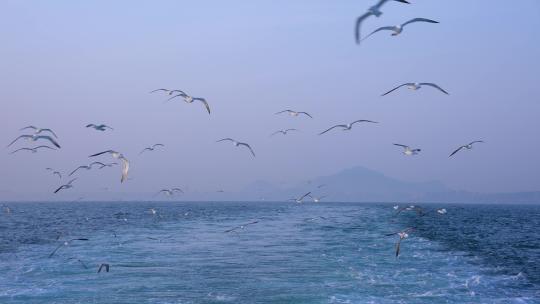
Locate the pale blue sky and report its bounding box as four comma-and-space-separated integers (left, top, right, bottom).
1, 0, 539, 199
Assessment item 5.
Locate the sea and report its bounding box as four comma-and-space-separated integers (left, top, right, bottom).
0, 201, 539, 304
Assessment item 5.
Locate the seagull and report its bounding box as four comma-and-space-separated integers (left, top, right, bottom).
270, 129, 298, 136
86, 124, 114, 131
89, 150, 130, 183
382, 82, 449, 96
362, 18, 439, 42
157, 188, 184, 196
275, 110, 312, 118
449, 141, 484, 157
224, 221, 259, 233
68, 162, 105, 176
48, 238, 89, 258
216, 138, 256, 157
355, 0, 410, 44
19, 126, 58, 138
7, 134, 61, 148
436, 208, 447, 215
393, 144, 421, 156
140, 144, 165, 155
393, 205, 399, 210
54, 178, 77, 194
395, 205, 425, 216
289, 192, 312, 203
310, 195, 326, 203
167, 90, 211, 114
386, 227, 415, 258
10, 145, 56, 154
319, 120, 378, 135
97, 263, 110, 273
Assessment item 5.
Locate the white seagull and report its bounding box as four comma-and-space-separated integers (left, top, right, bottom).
10, 145, 56, 154
89, 150, 130, 183
355, 0, 410, 44
20, 126, 58, 138
216, 138, 256, 157
393, 144, 421, 156
310, 195, 326, 203
449, 141, 484, 157
319, 120, 378, 135
86, 124, 114, 131
289, 192, 312, 203
382, 82, 449, 96
7, 134, 61, 148
140, 144, 165, 155
54, 178, 78, 194
271, 129, 298, 136
275, 110, 312, 118
362, 18, 439, 42
167, 90, 211, 114
386, 227, 415, 258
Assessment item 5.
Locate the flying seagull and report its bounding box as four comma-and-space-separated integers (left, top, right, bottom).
224, 221, 259, 233
270, 129, 298, 136
98, 263, 110, 273
48, 238, 89, 258
216, 138, 256, 157
10, 145, 56, 154
89, 150, 130, 183
449, 141, 484, 157
382, 82, 449, 96
393, 144, 421, 156
275, 110, 312, 118
289, 192, 312, 203
167, 90, 211, 114
319, 120, 378, 135
140, 144, 165, 155
362, 18, 439, 42
54, 178, 77, 194
157, 188, 184, 196
7, 134, 61, 148
386, 227, 415, 258
20, 126, 58, 138
86, 124, 114, 131
355, 0, 410, 44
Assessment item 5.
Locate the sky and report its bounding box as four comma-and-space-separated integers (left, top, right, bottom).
1, 0, 539, 200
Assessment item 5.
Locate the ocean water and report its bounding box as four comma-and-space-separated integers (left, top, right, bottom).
0, 201, 539, 304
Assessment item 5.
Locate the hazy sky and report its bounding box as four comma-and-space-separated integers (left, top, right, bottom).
1, 0, 539, 200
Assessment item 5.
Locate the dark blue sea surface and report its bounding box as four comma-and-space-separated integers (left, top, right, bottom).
0, 201, 539, 303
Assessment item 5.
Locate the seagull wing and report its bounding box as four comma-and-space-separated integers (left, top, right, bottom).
139, 148, 151, 155
355, 11, 372, 43
402, 18, 439, 28
20, 125, 38, 131
69, 166, 85, 176
67, 178, 78, 185
419, 83, 449, 95
319, 125, 347, 135
270, 131, 283, 136
89, 162, 106, 168
89, 150, 114, 157
153, 144, 165, 148
216, 138, 234, 143
120, 157, 129, 183
300, 192, 312, 200
48, 243, 64, 258
361, 26, 396, 42
395, 238, 402, 258
374, 0, 410, 9
86, 124, 95, 128
381, 83, 412, 96
298, 112, 312, 118
469, 140, 484, 145
7, 135, 32, 147
167, 93, 187, 101
193, 97, 211, 114
35, 145, 56, 151
393, 143, 409, 148
10, 148, 31, 154
54, 185, 66, 194
274, 110, 292, 115
351, 120, 379, 126
172, 188, 184, 193
238, 142, 256, 157
449, 146, 465, 157
150, 88, 170, 93
40, 128, 58, 138
35, 135, 61, 148
285, 128, 298, 132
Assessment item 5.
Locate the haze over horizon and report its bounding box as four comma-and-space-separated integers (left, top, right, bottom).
2, 0, 540, 201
